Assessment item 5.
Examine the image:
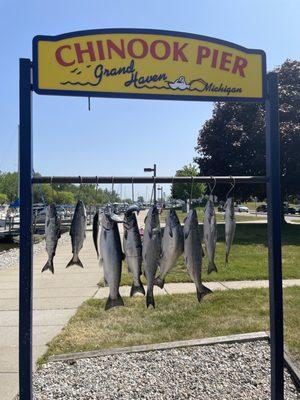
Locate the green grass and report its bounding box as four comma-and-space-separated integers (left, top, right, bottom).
38, 286, 300, 366
111, 223, 300, 287
159, 207, 265, 224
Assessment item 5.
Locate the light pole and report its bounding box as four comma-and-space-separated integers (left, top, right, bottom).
157, 186, 163, 204
144, 164, 156, 204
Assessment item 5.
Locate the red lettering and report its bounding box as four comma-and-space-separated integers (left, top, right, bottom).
74, 41, 96, 63
232, 56, 248, 77
55, 45, 75, 66
211, 49, 218, 68
128, 39, 148, 59
107, 39, 125, 59
173, 42, 188, 62
196, 46, 211, 64
220, 52, 232, 71
96, 40, 105, 60
150, 40, 170, 60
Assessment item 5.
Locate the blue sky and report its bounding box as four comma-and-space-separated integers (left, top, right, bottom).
0, 0, 299, 199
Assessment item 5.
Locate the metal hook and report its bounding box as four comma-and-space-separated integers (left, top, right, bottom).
131, 177, 134, 203
226, 176, 236, 199
208, 176, 216, 195
50, 176, 54, 203
190, 176, 194, 204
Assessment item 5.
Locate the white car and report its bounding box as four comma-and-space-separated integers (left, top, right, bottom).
235, 204, 249, 213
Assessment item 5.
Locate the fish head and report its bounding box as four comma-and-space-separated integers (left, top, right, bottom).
167, 208, 180, 228
184, 209, 197, 226
145, 205, 160, 234
75, 200, 86, 216
124, 206, 139, 229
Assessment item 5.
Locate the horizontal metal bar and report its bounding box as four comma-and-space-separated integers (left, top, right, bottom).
32, 175, 267, 184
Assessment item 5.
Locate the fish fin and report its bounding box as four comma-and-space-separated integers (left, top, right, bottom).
130, 282, 145, 297
124, 230, 128, 240
66, 256, 84, 269
105, 294, 124, 311
41, 260, 54, 274
169, 227, 173, 237
146, 291, 155, 309
207, 261, 218, 274
153, 276, 165, 289
197, 285, 212, 302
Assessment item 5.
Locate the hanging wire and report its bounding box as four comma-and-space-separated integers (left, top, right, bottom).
131, 177, 134, 203
226, 176, 236, 199
190, 176, 194, 205
51, 176, 55, 204
88, 97, 91, 111
208, 176, 217, 195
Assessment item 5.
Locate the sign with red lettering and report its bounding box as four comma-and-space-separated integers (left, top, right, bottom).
32, 29, 266, 102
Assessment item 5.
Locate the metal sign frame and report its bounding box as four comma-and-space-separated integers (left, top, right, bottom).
19, 29, 283, 400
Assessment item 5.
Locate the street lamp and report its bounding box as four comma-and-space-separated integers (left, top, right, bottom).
143, 164, 157, 204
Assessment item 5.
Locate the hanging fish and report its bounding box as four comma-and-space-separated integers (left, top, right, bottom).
123, 205, 145, 297
224, 197, 236, 266
154, 209, 184, 288
203, 195, 218, 274
42, 204, 61, 274
66, 200, 86, 268
143, 205, 162, 308
100, 212, 125, 310
93, 209, 100, 258
184, 209, 211, 302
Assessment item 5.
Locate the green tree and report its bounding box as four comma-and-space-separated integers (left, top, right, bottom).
194, 59, 300, 200
54, 191, 75, 204
0, 193, 8, 204
171, 164, 206, 201
0, 172, 18, 202
137, 195, 145, 203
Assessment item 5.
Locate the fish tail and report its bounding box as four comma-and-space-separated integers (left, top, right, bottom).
41, 259, 54, 274
225, 253, 229, 267
66, 255, 84, 269
207, 261, 218, 274
197, 285, 212, 302
105, 294, 124, 311
130, 281, 145, 297
146, 290, 155, 309
153, 276, 165, 289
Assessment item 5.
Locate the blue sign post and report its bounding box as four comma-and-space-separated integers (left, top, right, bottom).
18, 30, 283, 400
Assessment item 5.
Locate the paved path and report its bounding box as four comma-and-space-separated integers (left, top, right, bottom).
95, 279, 300, 299
0, 230, 101, 400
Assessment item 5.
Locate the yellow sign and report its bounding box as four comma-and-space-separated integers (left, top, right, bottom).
33, 29, 266, 101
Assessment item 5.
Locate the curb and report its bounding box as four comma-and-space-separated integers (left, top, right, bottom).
48, 331, 269, 362
284, 349, 300, 390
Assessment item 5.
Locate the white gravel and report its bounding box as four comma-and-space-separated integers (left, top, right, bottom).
32, 341, 298, 399
0, 233, 70, 270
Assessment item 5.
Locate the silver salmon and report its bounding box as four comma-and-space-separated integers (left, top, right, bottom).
123, 205, 144, 297
100, 212, 125, 310
203, 195, 218, 274
66, 200, 86, 268
184, 209, 211, 301
154, 209, 184, 288
42, 204, 61, 274
142, 205, 161, 308
224, 197, 236, 266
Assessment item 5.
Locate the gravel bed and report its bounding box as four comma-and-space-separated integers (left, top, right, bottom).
33, 341, 298, 399
0, 232, 70, 270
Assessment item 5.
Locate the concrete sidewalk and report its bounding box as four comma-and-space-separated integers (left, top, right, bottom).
95, 279, 300, 299
0, 230, 101, 400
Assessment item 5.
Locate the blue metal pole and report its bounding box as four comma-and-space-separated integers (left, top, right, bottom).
19, 58, 33, 400
266, 72, 284, 399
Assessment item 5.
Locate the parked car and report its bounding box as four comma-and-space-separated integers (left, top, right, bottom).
235, 204, 249, 213
256, 204, 267, 213
217, 204, 225, 212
